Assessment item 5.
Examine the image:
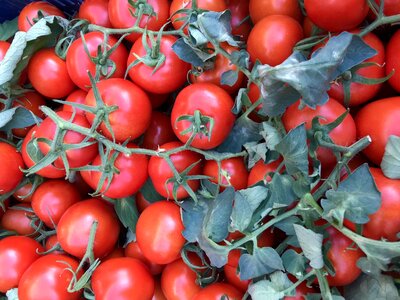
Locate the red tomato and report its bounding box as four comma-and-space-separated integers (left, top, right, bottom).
249, 0, 302, 24
375, 0, 400, 16
135, 192, 152, 212
102, 247, 124, 261
125, 241, 164, 275
80, 143, 148, 198
44, 235, 64, 254
92, 257, 155, 300
171, 83, 235, 149
247, 15, 303, 66
302, 16, 325, 38
66, 32, 128, 91
224, 250, 250, 292
57, 198, 120, 259
0, 142, 24, 194
18, 254, 83, 300
304, 0, 369, 32
127, 35, 190, 94
31, 180, 81, 228
84, 78, 152, 142
1, 203, 36, 235
226, 0, 251, 41
108, 0, 169, 42
153, 280, 167, 300
62, 89, 88, 115
203, 157, 248, 190
136, 201, 185, 264
148, 141, 203, 199
148, 92, 170, 109
0, 41, 10, 61
284, 282, 317, 299
0, 236, 43, 293
18, 1, 65, 32
142, 111, 177, 150
247, 158, 282, 186
192, 283, 243, 300
13, 182, 34, 203
386, 30, 400, 93
355, 97, 400, 165
78, 0, 111, 27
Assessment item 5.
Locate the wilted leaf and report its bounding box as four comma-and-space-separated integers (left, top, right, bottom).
344, 274, 400, 300
248, 271, 292, 300
381, 135, 400, 179
0, 107, 41, 131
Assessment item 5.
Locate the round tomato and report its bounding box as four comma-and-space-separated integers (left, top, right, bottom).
125, 241, 164, 275
247, 15, 303, 66
249, 0, 302, 24
148, 92, 170, 109
1, 203, 36, 236
0, 41, 10, 61
78, 0, 111, 27
57, 198, 120, 259
135, 192, 152, 213
102, 247, 124, 261
84, 78, 152, 142
0, 142, 24, 194
247, 158, 282, 186
80, 143, 148, 198
375, 0, 400, 16
18, 1, 65, 32
226, 0, 251, 41
136, 201, 185, 264
192, 283, 243, 300
386, 29, 400, 93
153, 280, 167, 300
18, 254, 83, 300
13, 182, 34, 203
224, 250, 250, 292
66, 32, 128, 91
92, 257, 154, 300
0, 236, 43, 293
62, 89, 88, 115
142, 111, 177, 150
44, 235, 64, 254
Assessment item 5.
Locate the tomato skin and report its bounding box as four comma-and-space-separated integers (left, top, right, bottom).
247, 15, 303, 66
57, 198, 120, 259
81, 143, 148, 198
171, 83, 235, 149
31, 180, 81, 228
18, 1, 65, 32
142, 111, 177, 150
62, 89, 88, 115
1, 203, 36, 235
136, 201, 185, 264
226, 0, 251, 41
0, 236, 43, 293
108, 0, 169, 42
135, 192, 152, 212
224, 250, 250, 292
386, 30, 400, 93
304, 0, 368, 32
0, 41, 10, 61
128, 35, 190, 94
375, 0, 400, 16
66, 32, 128, 91
148, 141, 203, 199
192, 283, 243, 300
125, 241, 164, 275
18, 254, 83, 300
85, 78, 152, 142
44, 235, 64, 254
92, 257, 155, 300
153, 280, 167, 300
247, 159, 282, 186
0, 142, 24, 194
355, 97, 400, 165
78, 0, 111, 27
249, 0, 302, 24
13, 182, 34, 203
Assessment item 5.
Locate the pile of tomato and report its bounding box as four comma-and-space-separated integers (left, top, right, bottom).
1, 0, 400, 299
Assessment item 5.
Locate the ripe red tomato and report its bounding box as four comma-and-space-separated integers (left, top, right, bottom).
247, 15, 303, 66
355, 97, 400, 165
375, 0, 400, 16
135, 192, 152, 212
44, 235, 64, 254
0, 236, 43, 293
283, 282, 317, 299
78, 0, 111, 27
31, 179, 81, 228
80, 143, 148, 198
18, 1, 65, 32
127, 35, 190, 94
171, 83, 235, 149
153, 280, 168, 300
226, 0, 251, 41
224, 250, 250, 292
247, 158, 282, 186
148, 92, 170, 109
304, 0, 369, 32
148, 141, 203, 199
249, 0, 302, 24
102, 247, 124, 261
192, 283, 243, 300
142, 111, 177, 150
57, 198, 120, 259
108, 0, 169, 42
92, 257, 155, 300
1, 203, 36, 236
18, 254, 83, 300
66, 32, 128, 91
0, 142, 24, 194
13, 182, 34, 202
84, 78, 152, 142
62, 89, 88, 115
125, 241, 164, 275
136, 201, 185, 264
0, 41, 10, 61
386, 30, 400, 93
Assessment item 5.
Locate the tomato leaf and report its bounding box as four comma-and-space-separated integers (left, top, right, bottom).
381, 135, 400, 179
0, 107, 41, 131
344, 274, 400, 300
139, 178, 164, 203
293, 224, 324, 269
321, 164, 381, 227
0, 18, 18, 41
281, 249, 307, 277
247, 271, 292, 300
239, 247, 284, 280
220, 70, 238, 87
274, 216, 302, 236
197, 231, 230, 267
172, 38, 206, 67
268, 174, 297, 208
181, 198, 209, 243
114, 197, 139, 233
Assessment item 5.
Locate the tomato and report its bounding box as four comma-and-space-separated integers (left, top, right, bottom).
136, 201, 185, 264
226, 0, 251, 41
57, 198, 120, 259
13, 182, 34, 202
386, 30, 400, 93
78, 0, 111, 27
66, 32, 128, 91
153, 280, 167, 300
171, 83, 235, 149
18, 1, 65, 32
247, 158, 282, 186
148, 141, 203, 199
127, 35, 190, 94
282, 98, 356, 174
142, 111, 177, 150
247, 15, 303, 66
375, 0, 400, 16
225, 227, 275, 248
125, 241, 164, 275
108, 0, 169, 42
0, 41, 10, 61
148, 92, 170, 109
28, 48, 75, 99
31, 180, 81, 228
190, 43, 244, 94
284, 281, 317, 299
81, 143, 148, 198
135, 192, 152, 212
0, 142, 24, 194
192, 283, 243, 300
1, 203, 36, 235
103, 247, 124, 261
355, 97, 400, 165
302, 16, 326, 38
0, 236, 43, 293
249, 0, 302, 24
44, 235, 64, 254
84, 78, 152, 142
35, 111, 98, 169
92, 257, 154, 300
224, 250, 250, 292
62, 89, 88, 115
304, 0, 368, 32
203, 157, 248, 190
161, 258, 201, 300
18, 254, 83, 300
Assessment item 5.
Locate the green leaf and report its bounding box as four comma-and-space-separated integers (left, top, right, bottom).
172, 38, 205, 67
268, 174, 297, 208
220, 70, 238, 87
260, 121, 283, 151
230, 49, 250, 70
0, 31, 27, 85
181, 199, 209, 242
114, 197, 139, 233
239, 247, 284, 280
0, 18, 18, 41
197, 232, 230, 267
274, 216, 302, 236
248, 271, 292, 300
282, 249, 307, 278
293, 224, 324, 269
344, 274, 400, 300
321, 164, 381, 227
0, 107, 41, 131
139, 178, 164, 203
381, 135, 400, 179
